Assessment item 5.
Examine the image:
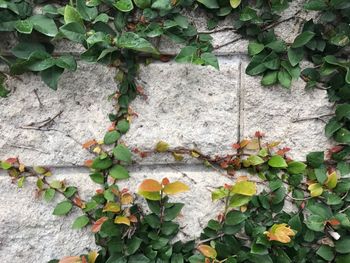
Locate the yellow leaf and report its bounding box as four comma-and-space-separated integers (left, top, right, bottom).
155, 141, 169, 152
172, 152, 184, 161
230, 0, 241, 8
268, 141, 281, 148
245, 138, 259, 150
139, 179, 162, 192
308, 183, 323, 197
191, 151, 200, 158
138, 190, 161, 201
121, 193, 133, 205
264, 223, 295, 243
197, 245, 217, 259
114, 216, 131, 226
231, 181, 256, 196
34, 166, 47, 174
103, 202, 121, 213
163, 181, 190, 195
93, 146, 102, 154
19, 163, 25, 172
88, 251, 98, 263
240, 139, 250, 148
59, 256, 82, 263
325, 171, 338, 189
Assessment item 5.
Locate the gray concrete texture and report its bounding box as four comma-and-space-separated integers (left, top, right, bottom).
0, 1, 336, 262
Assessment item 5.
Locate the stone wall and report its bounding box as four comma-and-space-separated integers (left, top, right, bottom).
0, 2, 335, 262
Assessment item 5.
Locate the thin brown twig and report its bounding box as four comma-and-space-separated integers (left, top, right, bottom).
291, 113, 335, 123
7, 144, 49, 154
33, 89, 43, 108
20, 110, 63, 129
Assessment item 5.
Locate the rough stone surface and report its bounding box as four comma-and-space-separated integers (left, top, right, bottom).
123, 58, 240, 164
0, 62, 116, 166
240, 59, 334, 161
0, 169, 98, 263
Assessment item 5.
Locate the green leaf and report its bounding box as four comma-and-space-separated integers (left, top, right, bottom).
175, 46, 197, 63
53, 201, 73, 215
247, 155, 265, 166
268, 155, 288, 168
325, 118, 342, 138
117, 32, 159, 54
44, 188, 55, 202
104, 130, 121, 145
40, 66, 64, 90
89, 173, 105, 184
225, 210, 247, 225
15, 20, 33, 34
335, 104, 350, 120
113, 144, 132, 163
287, 161, 306, 174
134, 0, 151, 8
287, 48, 304, 66
201, 53, 219, 70
117, 119, 130, 133
292, 31, 316, 48
261, 71, 278, 86
336, 237, 350, 254
60, 22, 86, 43
128, 254, 151, 263
114, 0, 134, 12
126, 237, 143, 255
278, 69, 292, 88
248, 41, 265, 56
76, 0, 98, 21
64, 5, 83, 25
229, 194, 251, 207
55, 55, 77, 71
109, 165, 130, 179
306, 151, 324, 168
315, 167, 327, 184
151, 0, 172, 10
304, 0, 328, 10
29, 15, 58, 37
72, 215, 89, 229
91, 156, 113, 169
334, 128, 350, 144
305, 214, 325, 232
11, 42, 46, 59
164, 203, 184, 221
196, 0, 219, 9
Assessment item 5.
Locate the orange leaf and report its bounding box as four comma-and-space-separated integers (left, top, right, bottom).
82, 256, 87, 263
91, 217, 108, 233
139, 179, 162, 192
162, 177, 170, 186
59, 256, 81, 263
129, 215, 138, 223
327, 218, 341, 226
114, 216, 131, 226
84, 160, 93, 167
83, 139, 97, 149
163, 181, 189, 195
239, 139, 250, 148
197, 245, 217, 259
264, 223, 295, 243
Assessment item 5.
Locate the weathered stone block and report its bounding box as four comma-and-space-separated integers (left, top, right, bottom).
240, 60, 334, 161
0, 62, 116, 165
123, 58, 240, 164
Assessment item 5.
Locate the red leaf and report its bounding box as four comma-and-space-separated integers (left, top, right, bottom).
82, 139, 97, 149
232, 143, 241, 149
6, 157, 18, 164
91, 217, 108, 233
255, 131, 264, 138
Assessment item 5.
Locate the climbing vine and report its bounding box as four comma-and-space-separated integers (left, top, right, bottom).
1, 0, 350, 262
